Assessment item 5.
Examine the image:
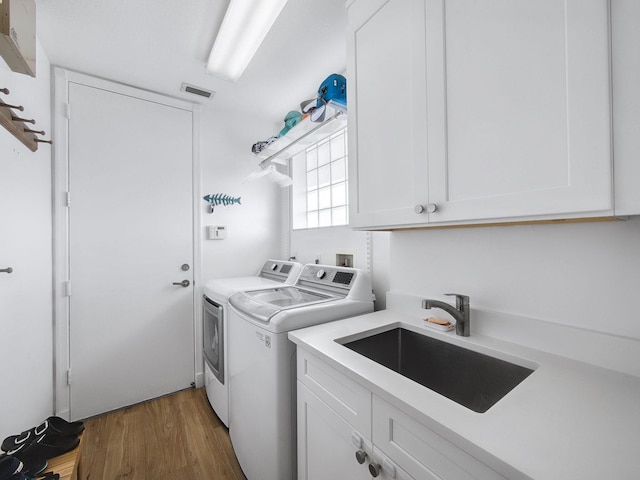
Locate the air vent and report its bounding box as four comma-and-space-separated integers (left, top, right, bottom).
180, 83, 215, 99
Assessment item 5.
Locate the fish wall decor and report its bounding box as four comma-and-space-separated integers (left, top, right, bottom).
203, 193, 242, 213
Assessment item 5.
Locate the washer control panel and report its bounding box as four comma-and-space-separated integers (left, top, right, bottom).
298, 265, 355, 288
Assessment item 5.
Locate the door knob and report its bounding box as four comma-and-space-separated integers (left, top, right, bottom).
173, 280, 190, 287
1, 267, 13, 274
355, 450, 368, 464
369, 462, 382, 477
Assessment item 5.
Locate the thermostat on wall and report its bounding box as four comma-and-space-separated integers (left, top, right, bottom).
207, 225, 226, 240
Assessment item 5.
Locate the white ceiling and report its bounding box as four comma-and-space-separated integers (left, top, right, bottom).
36, 0, 347, 123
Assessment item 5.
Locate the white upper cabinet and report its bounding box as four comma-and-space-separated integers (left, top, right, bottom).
612, 0, 640, 215
347, 0, 429, 229
348, 0, 613, 229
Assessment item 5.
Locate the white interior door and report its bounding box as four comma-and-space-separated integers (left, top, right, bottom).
67, 81, 195, 420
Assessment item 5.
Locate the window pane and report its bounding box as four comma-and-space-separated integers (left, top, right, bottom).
332, 206, 347, 226
331, 182, 346, 206
306, 148, 317, 170
307, 169, 318, 190
318, 164, 331, 188
331, 133, 345, 159
318, 209, 332, 227
292, 127, 349, 230
292, 209, 307, 230
318, 140, 331, 166
307, 190, 318, 211
307, 211, 318, 229
318, 186, 331, 209
331, 157, 346, 184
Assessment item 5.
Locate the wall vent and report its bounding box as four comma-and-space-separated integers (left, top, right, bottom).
180, 83, 215, 99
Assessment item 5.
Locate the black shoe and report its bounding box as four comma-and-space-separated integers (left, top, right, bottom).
6, 433, 78, 469
2, 417, 84, 453
0, 456, 24, 480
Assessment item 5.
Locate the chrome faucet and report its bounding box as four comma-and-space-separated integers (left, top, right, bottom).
422, 293, 470, 337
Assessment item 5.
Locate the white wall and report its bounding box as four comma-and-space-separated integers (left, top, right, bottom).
200, 106, 283, 280
0, 41, 53, 441
390, 217, 640, 340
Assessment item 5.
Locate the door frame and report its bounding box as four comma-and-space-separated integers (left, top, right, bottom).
52, 67, 203, 419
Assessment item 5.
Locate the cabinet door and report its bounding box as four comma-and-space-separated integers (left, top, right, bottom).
426, 0, 612, 222
347, 0, 430, 229
612, 0, 640, 215
298, 382, 372, 480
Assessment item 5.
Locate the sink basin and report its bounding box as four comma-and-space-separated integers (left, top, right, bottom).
340, 327, 534, 413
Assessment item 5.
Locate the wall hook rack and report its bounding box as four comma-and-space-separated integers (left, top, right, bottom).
0, 88, 52, 151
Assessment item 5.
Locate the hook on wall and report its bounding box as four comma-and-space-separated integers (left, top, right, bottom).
0, 90, 52, 151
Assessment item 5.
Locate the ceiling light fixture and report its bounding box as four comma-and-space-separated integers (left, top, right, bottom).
206, 0, 289, 82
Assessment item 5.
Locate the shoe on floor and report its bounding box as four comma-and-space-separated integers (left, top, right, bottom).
2, 417, 84, 453
0, 456, 23, 480
6, 433, 78, 471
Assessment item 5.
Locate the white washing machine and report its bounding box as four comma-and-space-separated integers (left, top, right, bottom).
227, 264, 374, 480
203, 259, 302, 427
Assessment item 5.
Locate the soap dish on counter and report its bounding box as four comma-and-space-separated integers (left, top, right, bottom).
423, 317, 454, 332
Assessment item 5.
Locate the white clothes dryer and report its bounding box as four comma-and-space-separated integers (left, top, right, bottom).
202, 259, 302, 427
227, 264, 374, 480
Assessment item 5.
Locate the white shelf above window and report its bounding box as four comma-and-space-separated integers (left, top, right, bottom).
256, 107, 347, 167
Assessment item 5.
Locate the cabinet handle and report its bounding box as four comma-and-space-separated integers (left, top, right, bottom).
415, 204, 438, 214
355, 450, 368, 464
369, 462, 382, 477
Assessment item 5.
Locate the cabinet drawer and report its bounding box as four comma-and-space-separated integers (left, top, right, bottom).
373, 396, 508, 480
297, 349, 371, 436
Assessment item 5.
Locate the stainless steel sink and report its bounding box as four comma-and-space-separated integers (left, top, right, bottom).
340, 327, 534, 413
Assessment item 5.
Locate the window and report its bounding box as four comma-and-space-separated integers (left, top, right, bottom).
291, 128, 348, 229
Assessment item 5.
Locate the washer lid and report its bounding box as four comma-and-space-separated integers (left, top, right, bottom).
229, 286, 337, 323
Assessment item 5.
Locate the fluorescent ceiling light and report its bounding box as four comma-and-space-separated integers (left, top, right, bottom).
206, 0, 289, 82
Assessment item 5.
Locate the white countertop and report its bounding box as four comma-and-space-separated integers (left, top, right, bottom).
288, 309, 640, 479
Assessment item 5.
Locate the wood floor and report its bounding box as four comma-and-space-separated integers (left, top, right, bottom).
79, 388, 246, 480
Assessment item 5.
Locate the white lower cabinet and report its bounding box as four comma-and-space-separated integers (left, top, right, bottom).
297, 383, 373, 479
296, 348, 507, 480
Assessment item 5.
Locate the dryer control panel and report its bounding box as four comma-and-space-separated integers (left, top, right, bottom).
258, 259, 303, 283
